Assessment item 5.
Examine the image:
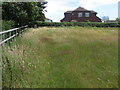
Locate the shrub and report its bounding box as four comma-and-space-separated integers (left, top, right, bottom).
35, 22, 119, 27
2, 20, 15, 31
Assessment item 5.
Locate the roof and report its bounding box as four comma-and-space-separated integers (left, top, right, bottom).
105, 20, 117, 22
90, 10, 97, 13
65, 11, 73, 13
64, 7, 97, 14
45, 18, 52, 20
74, 7, 88, 11
37, 0, 46, 2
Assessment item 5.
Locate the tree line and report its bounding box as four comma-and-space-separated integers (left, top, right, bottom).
2, 2, 47, 30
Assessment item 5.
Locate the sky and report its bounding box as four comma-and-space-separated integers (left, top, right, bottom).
44, 0, 119, 22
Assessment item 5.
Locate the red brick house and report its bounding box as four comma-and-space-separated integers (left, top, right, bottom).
60, 7, 102, 22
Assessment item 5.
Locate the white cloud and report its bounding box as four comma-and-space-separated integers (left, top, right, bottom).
79, 0, 119, 9
45, 0, 119, 22
45, 0, 79, 22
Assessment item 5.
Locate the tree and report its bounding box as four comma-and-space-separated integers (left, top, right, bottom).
116, 18, 120, 22
2, 2, 47, 26
36, 1, 47, 21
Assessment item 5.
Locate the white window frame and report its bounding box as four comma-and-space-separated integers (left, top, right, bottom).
78, 13, 82, 17
85, 12, 90, 17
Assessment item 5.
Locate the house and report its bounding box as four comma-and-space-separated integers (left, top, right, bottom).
61, 7, 102, 22
44, 18, 53, 22
104, 20, 118, 23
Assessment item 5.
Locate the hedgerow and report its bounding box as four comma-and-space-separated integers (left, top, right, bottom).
29, 21, 119, 28
1, 20, 15, 31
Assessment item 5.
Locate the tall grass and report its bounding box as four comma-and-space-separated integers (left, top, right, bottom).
2, 27, 118, 88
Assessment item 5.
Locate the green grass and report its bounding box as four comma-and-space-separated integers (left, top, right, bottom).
2, 27, 118, 88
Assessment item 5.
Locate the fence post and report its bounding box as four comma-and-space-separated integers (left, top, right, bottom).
2, 34, 5, 41
8, 32, 12, 44
0, 25, 28, 45
0, 34, 2, 42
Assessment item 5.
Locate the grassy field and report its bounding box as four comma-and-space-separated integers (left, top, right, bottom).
2, 27, 118, 88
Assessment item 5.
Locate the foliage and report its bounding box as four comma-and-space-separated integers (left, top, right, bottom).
34, 22, 119, 27
116, 18, 120, 23
1, 20, 15, 31
2, 2, 47, 27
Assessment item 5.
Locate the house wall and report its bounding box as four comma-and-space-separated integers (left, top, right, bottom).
61, 11, 101, 22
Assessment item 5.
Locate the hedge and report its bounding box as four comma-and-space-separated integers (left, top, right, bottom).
1, 21, 119, 31
1, 20, 15, 31
29, 21, 120, 28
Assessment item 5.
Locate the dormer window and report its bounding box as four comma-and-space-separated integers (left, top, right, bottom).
78, 13, 82, 17
61, 7, 102, 22
85, 12, 90, 17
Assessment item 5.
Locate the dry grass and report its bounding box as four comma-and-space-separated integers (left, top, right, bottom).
2, 27, 118, 88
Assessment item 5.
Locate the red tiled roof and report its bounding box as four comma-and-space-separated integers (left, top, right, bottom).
90, 10, 97, 13
74, 7, 89, 11
64, 7, 97, 14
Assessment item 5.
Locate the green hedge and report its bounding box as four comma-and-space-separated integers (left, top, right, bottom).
1, 20, 15, 31
30, 21, 120, 28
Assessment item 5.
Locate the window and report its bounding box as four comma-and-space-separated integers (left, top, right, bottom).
78, 13, 82, 17
85, 12, 90, 17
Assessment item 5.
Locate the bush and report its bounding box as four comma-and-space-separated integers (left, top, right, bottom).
34, 22, 119, 28
2, 20, 15, 31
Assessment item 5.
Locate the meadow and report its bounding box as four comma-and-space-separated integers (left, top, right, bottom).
2, 27, 118, 88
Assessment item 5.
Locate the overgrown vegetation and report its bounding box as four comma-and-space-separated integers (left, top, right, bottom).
2, 2, 47, 30
2, 27, 118, 88
1, 20, 15, 31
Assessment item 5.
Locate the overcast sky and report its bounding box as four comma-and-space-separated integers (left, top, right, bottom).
44, 0, 119, 22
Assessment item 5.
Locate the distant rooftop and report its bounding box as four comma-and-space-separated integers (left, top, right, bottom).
89, 10, 97, 13
65, 11, 73, 13
74, 7, 88, 11
45, 18, 52, 20
64, 7, 97, 14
